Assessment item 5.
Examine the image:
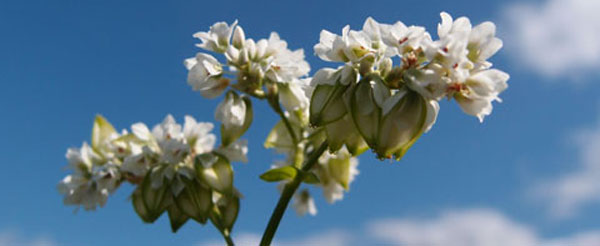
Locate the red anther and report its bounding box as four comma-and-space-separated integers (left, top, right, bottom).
453, 63, 458, 69
442, 47, 449, 53
398, 37, 409, 45
447, 83, 464, 92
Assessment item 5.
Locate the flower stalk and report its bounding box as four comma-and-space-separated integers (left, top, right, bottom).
259, 141, 328, 246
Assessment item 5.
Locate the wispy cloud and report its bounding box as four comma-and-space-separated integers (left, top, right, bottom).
502, 0, 600, 79
367, 208, 600, 246
199, 208, 600, 246
0, 230, 57, 246
530, 116, 600, 218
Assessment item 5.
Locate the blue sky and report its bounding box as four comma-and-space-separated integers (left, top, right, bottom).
2, 0, 600, 245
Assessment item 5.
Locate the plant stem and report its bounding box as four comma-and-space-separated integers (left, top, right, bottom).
259, 141, 328, 246
267, 96, 298, 144
219, 228, 235, 246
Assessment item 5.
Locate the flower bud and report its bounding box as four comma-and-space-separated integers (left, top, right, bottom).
324, 115, 368, 156
348, 75, 390, 146
91, 114, 117, 156
173, 178, 212, 224
196, 154, 233, 194
209, 192, 240, 234
215, 91, 253, 146
232, 26, 245, 49
309, 68, 356, 127
375, 88, 439, 159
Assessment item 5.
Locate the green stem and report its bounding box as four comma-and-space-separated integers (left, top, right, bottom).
219, 228, 235, 246
259, 141, 328, 246
267, 95, 299, 145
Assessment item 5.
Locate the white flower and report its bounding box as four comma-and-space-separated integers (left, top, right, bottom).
293, 189, 317, 216
215, 139, 248, 163
315, 147, 359, 204
151, 114, 184, 141
65, 142, 98, 175
424, 12, 472, 78
193, 20, 238, 53
183, 115, 216, 154
314, 26, 350, 62
58, 143, 121, 211
467, 21, 503, 67
215, 92, 247, 130
450, 69, 509, 122
381, 21, 431, 56
278, 78, 312, 114
185, 53, 228, 99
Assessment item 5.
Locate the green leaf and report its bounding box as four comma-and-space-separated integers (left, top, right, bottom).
328, 158, 351, 190
167, 204, 190, 233
264, 120, 299, 150
91, 114, 116, 150
174, 179, 212, 224
259, 166, 298, 182
302, 171, 321, 184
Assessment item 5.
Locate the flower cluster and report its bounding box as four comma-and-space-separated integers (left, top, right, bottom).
58, 115, 247, 233
58, 13, 509, 244
185, 20, 312, 123
310, 13, 509, 160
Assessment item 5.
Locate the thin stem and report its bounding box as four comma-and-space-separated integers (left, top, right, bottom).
259, 141, 328, 246
267, 95, 299, 144
219, 228, 235, 246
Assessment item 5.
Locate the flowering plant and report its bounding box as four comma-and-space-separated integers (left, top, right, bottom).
58, 12, 508, 245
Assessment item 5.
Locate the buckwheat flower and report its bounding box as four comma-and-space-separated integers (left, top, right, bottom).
215, 91, 253, 145
449, 69, 509, 122
266, 46, 310, 83
183, 115, 216, 155
193, 20, 238, 53
278, 78, 312, 123
152, 114, 184, 141
424, 12, 472, 73
58, 143, 121, 210
314, 26, 350, 62
215, 139, 249, 163
314, 147, 359, 204
185, 53, 228, 99
467, 21, 503, 68
381, 21, 431, 56
293, 189, 317, 216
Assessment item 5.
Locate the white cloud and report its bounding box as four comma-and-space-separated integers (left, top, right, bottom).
532, 118, 600, 218
197, 229, 350, 246
503, 0, 600, 78
0, 230, 56, 246
367, 208, 600, 246
368, 209, 537, 246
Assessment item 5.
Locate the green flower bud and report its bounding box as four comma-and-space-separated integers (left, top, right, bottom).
167, 203, 189, 233
348, 75, 390, 147
195, 154, 234, 194
324, 115, 368, 156
209, 192, 241, 236
309, 66, 357, 127
349, 75, 438, 160
173, 178, 212, 224
375, 88, 439, 160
